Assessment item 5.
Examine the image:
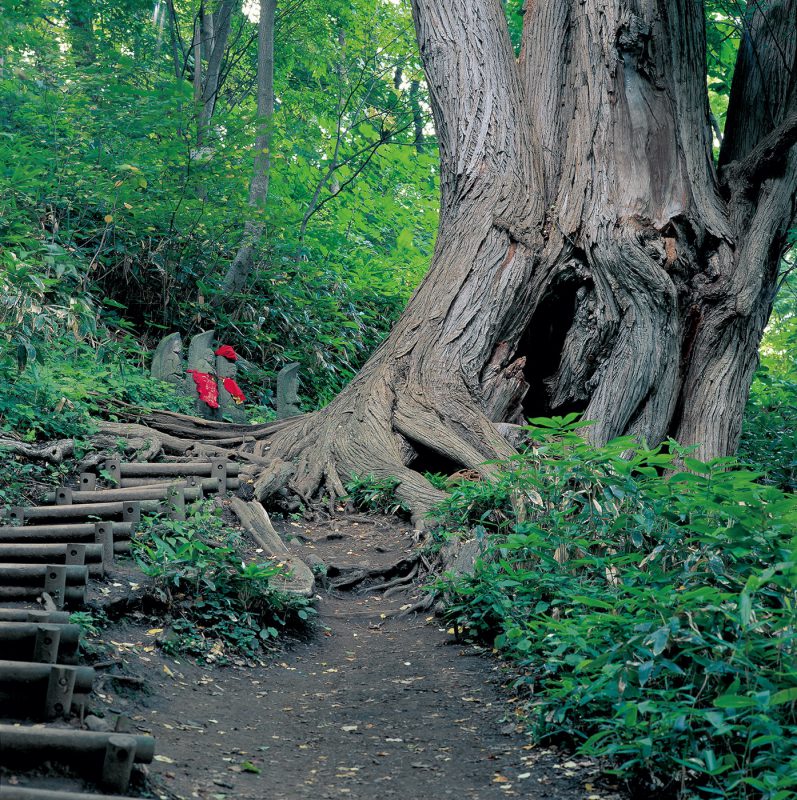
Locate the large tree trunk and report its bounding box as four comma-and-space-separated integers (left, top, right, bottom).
151, 0, 796, 521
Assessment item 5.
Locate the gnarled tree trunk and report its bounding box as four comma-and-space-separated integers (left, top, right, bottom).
151, 0, 797, 521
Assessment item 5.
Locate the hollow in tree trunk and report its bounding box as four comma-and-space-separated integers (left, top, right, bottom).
150, 0, 796, 521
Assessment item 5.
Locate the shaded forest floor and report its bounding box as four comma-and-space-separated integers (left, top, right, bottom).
59, 514, 624, 800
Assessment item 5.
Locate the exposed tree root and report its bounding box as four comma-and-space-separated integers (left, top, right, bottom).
118, 368, 519, 526
0, 437, 76, 464
328, 555, 419, 592
375, 562, 420, 597
394, 592, 436, 618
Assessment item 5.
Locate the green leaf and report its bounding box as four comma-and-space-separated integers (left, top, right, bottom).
713, 694, 758, 709
770, 687, 797, 706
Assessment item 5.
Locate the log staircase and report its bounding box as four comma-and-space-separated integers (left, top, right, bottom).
0, 456, 240, 800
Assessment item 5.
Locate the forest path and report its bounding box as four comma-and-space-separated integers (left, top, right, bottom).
112, 514, 617, 800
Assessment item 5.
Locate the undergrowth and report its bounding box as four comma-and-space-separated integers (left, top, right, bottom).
133, 502, 315, 663
344, 473, 410, 516
434, 415, 797, 800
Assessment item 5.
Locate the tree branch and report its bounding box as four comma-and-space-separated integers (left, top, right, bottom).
722, 109, 797, 192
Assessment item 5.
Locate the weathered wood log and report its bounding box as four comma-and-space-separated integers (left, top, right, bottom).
120, 475, 240, 490
0, 660, 94, 691
0, 543, 103, 564
228, 498, 314, 597
0, 564, 88, 586
0, 586, 86, 604
44, 483, 200, 505
104, 459, 240, 477
0, 724, 155, 766
11, 498, 165, 522
0, 522, 133, 542
0, 609, 71, 623
0, 622, 81, 664
0, 787, 145, 800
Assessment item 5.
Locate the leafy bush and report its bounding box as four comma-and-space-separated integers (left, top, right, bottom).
344, 473, 409, 516
434, 416, 797, 799
0, 338, 194, 440
739, 269, 797, 493
739, 372, 797, 493
133, 502, 315, 662
0, 454, 69, 514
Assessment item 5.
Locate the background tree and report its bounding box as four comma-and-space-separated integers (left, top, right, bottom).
220, 0, 276, 295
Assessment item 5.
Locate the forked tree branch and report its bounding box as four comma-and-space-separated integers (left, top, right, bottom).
722, 109, 797, 192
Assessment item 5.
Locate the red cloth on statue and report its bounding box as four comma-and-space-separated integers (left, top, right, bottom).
187, 370, 220, 408
222, 377, 246, 404
214, 345, 239, 361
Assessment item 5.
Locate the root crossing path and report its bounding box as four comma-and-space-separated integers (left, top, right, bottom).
125, 515, 621, 800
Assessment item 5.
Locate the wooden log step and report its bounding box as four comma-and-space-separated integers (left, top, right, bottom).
0, 543, 103, 563
0, 660, 94, 692
0, 609, 71, 624
10, 498, 162, 522
0, 522, 133, 542
0, 787, 146, 800
44, 483, 201, 505
0, 586, 86, 604
104, 459, 239, 477
120, 475, 240, 490
0, 724, 155, 766
0, 564, 88, 586
0, 621, 80, 664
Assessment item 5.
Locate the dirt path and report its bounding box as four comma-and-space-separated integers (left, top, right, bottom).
92, 514, 617, 800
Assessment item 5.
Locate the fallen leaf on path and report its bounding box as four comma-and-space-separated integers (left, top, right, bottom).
154, 755, 175, 763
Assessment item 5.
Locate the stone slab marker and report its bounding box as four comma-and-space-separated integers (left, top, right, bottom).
150, 332, 184, 386
186, 330, 220, 420
216, 352, 248, 423
276, 363, 301, 418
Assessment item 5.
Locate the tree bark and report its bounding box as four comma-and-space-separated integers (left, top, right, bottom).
220, 0, 276, 297
196, 0, 235, 145
67, 0, 95, 66
149, 0, 796, 521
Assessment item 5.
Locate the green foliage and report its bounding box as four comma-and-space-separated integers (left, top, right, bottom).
740, 268, 797, 492
435, 416, 797, 799
69, 609, 108, 639
344, 473, 409, 516
133, 502, 315, 662
0, 454, 69, 513
0, 338, 194, 439
705, 1, 744, 140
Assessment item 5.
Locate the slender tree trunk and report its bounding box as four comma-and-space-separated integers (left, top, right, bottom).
409, 78, 424, 153
166, 0, 183, 80
196, 0, 235, 145
67, 0, 95, 66
150, 0, 796, 522
220, 0, 276, 297
192, 15, 202, 108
